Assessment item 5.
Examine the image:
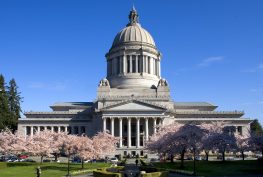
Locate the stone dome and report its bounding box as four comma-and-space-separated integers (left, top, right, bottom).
112, 24, 155, 47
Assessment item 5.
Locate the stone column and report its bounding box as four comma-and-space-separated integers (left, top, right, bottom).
30, 126, 33, 136
135, 55, 138, 73
130, 56, 133, 73
37, 126, 40, 133
144, 56, 148, 73
111, 118, 114, 136
24, 127, 27, 137
103, 117, 106, 132
65, 126, 68, 133
119, 118, 123, 148
136, 118, 140, 148
149, 57, 152, 74
127, 118, 131, 148
44, 126, 47, 130
51, 126, 54, 133
142, 56, 145, 72
123, 55, 126, 74
145, 118, 149, 141
153, 118, 157, 134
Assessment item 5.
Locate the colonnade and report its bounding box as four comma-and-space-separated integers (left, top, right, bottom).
107, 55, 160, 77
103, 117, 163, 148
25, 125, 88, 136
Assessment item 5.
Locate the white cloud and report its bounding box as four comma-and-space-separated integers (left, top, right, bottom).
198, 56, 224, 67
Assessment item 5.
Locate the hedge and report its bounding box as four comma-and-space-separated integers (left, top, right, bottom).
141, 171, 168, 177
93, 170, 122, 177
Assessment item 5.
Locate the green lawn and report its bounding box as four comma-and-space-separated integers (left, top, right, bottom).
153, 160, 263, 176
0, 162, 110, 177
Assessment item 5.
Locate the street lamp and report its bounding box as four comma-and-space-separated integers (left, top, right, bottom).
192, 147, 197, 176
66, 148, 71, 177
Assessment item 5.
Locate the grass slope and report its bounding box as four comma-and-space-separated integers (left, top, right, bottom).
0, 162, 110, 177
153, 160, 263, 176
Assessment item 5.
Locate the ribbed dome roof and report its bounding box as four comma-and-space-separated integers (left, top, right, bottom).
111, 7, 156, 48
112, 24, 155, 47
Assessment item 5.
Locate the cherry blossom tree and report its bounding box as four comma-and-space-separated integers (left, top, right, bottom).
201, 122, 224, 161
74, 135, 95, 169
26, 130, 68, 163
147, 123, 207, 169
26, 130, 55, 163
235, 133, 250, 160
0, 128, 27, 157
146, 123, 183, 162
206, 126, 237, 162
173, 124, 207, 168
249, 133, 263, 156
92, 131, 119, 158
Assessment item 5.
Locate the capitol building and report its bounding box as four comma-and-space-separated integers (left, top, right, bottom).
18, 8, 251, 156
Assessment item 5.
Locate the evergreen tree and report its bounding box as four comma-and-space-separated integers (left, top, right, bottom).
0, 74, 10, 130
7, 78, 22, 131
250, 119, 263, 135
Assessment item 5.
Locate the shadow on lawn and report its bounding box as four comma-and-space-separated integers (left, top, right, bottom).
7, 162, 35, 167
41, 165, 82, 172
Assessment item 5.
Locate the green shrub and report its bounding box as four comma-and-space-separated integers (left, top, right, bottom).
0, 162, 7, 169
93, 170, 122, 177
141, 171, 168, 177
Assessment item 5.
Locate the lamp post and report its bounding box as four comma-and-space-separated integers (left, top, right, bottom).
66, 149, 71, 177
192, 147, 196, 176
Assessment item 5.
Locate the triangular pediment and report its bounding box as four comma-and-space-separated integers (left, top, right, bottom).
102, 100, 166, 111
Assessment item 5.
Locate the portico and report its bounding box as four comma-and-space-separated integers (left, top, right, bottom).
102, 116, 162, 148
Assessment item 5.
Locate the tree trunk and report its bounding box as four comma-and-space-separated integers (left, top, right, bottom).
41, 156, 43, 164
193, 148, 196, 176
54, 153, 58, 161
205, 151, 209, 161
242, 150, 245, 161
222, 151, 225, 162
170, 154, 174, 163
82, 158, 84, 169
180, 149, 185, 168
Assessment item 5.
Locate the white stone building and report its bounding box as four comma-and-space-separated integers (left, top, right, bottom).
18, 8, 251, 156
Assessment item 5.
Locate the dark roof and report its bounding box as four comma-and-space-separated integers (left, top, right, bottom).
51, 102, 93, 107
174, 102, 216, 107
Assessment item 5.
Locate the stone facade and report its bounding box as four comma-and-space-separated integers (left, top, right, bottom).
18, 8, 252, 156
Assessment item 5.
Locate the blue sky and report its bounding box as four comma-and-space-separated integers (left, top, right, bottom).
0, 0, 263, 124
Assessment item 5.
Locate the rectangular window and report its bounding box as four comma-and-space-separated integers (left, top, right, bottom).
237, 126, 242, 135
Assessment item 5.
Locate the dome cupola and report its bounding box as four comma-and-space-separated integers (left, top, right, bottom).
112, 7, 155, 48
105, 7, 162, 89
